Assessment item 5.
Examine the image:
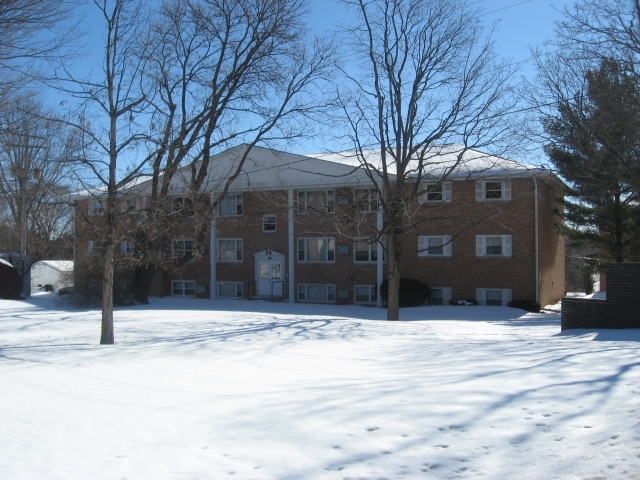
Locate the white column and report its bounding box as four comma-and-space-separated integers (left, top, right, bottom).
210, 212, 217, 299
376, 200, 384, 307
288, 188, 295, 303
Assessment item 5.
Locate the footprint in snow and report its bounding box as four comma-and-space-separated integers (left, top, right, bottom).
435, 444, 450, 448
438, 427, 446, 431
401, 434, 409, 437
611, 435, 620, 439
525, 416, 533, 420
584, 425, 593, 428
543, 414, 551, 417
536, 423, 546, 427
332, 445, 341, 449
555, 436, 563, 441
382, 450, 392, 455
366, 426, 379, 432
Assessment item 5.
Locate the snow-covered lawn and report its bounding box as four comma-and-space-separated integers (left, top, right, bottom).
1, 295, 639, 480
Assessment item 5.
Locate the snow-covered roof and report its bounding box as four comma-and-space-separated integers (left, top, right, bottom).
0, 258, 14, 268
68, 144, 563, 200
33, 261, 74, 272
308, 144, 548, 180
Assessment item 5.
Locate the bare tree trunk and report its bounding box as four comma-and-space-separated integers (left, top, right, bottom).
386, 228, 401, 321
100, 243, 115, 344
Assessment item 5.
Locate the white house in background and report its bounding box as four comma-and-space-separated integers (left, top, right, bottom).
31, 261, 74, 293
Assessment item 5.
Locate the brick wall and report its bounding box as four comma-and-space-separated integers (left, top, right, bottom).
561, 263, 640, 330
74, 175, 565, 306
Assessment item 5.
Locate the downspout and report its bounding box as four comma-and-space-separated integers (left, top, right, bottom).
534, 177, 539, 304
376, 190, 384, 307
210, 196, 217, 299
73, 203, 77, 289
288, 188, 295, 303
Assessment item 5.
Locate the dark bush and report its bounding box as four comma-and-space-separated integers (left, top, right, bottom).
380, 278, 430, 307
449, 298, 479, 306
507, 300, 541, 313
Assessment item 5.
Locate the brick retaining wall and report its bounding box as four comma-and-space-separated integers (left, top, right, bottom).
561, 263, 640, 330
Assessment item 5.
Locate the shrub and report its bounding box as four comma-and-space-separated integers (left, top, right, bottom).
380, 278, 430, 307
449, 298, 478, 306
507, 300, 541, 313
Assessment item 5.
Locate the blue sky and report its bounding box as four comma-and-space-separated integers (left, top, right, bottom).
71, 0, 574, 163
307, 0, 572, 81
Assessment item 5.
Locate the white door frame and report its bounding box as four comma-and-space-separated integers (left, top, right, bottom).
253, 249, 285, 298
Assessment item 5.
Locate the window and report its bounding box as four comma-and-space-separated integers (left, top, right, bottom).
354, 189, 379, 212
217, 282, 243, 299
88, 200, 104, 216
354, 238, 384, 262
476, 180, 511, 201
87, 240, 102, 255
172, 197, 195, 215
298, 237, 335, 262
172, 280, 196, 297
262, 214, 276, 233
218, 194, 243, 216
354, 285, 377, 304
298, 284, 336, 303
419, 182, 452, 203
172, 239, 194, 256
476, 235, 512, 257
418, 236, 452, 257
120, 241, 134, 256
298, 190, 335, 214
428, 287, 452, 305
122, 198, 138, 212
217, 239, 243, 262
476, 288, 512, 306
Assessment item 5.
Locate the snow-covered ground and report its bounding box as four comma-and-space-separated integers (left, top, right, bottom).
1, 294, 639, 480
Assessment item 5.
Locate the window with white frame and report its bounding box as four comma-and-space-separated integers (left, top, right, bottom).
476, 288, 512, 306
120, 240, 134, 256
428, 287, 452, 305
262, 214, 276, 233
217, 193, 243, 216
298, 284, 336, 303
171, 196, 195, 215
122, 197, 138, 212
354, 189, 379, 212
172, 280, 196, 297
88, 200, 104, 216
298, 237, 335, 262
476, 235, 512, 257
298, 190, 335, 214
354, 237, 384, 262
217, 239, 243, 262
418, 235, 452, 257
476, 180, 511, 201
419, 182, 452, 203
87, 240, 103, 255
217, 282, 243, 299
354, 285, 377, 304
172, 239, 194, 256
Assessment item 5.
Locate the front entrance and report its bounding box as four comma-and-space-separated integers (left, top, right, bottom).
253, 250, 285, 299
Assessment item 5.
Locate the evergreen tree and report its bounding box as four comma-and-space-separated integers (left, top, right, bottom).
544, 58, 640, 263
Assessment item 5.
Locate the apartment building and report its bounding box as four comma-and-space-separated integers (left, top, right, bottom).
74, 144, 566, 307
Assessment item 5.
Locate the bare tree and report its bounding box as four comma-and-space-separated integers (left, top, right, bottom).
0, 93, 75, 261
0, 0, 79, 90
54, 0, 152, 344
336, 0, 515, 320
128, 0, 334, 303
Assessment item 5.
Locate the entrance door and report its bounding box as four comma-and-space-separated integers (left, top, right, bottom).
257, 261, 283, 297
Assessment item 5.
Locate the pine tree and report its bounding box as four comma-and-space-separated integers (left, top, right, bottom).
544, 58, 640, 263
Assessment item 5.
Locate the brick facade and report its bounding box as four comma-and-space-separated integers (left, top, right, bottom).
561, 263, 640, 330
